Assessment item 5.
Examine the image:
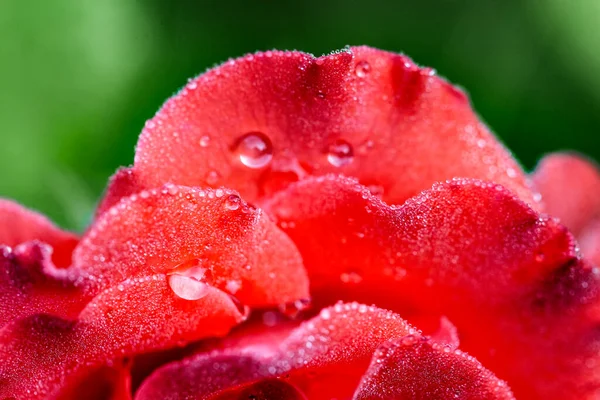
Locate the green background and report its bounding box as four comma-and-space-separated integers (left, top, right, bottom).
1, 0, 599, 231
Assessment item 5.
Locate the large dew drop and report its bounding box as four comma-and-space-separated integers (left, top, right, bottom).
233, 132, 273, 168
168, 262, 211, 300
327, 139, 354, 167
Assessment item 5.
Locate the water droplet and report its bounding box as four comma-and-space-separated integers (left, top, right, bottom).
316, 90, 326, 99
224, 194, 241, 211
168, 271, 210, 301
535, 252, 545, 262
340, 271, 363, 284
367, 184, 384, 198
327, 139, 354, 167
355, 60, 371, 77
228, 294, 250, 320
233, 132, 273, 168
319, 308, 331, 320
206, 170, 220, 185
199, 135, 210, 147
279, 298, 311, 319
225, 279, 242, 294
401, 334, 419, 346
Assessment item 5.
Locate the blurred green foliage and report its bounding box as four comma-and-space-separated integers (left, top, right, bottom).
1, 0, 599, 231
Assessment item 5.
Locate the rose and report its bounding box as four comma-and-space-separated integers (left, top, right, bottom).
0, 46, 598, 400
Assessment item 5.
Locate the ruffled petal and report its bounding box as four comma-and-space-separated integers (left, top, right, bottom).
113, 46, 536, 214
72, 184, 308, 306
532, 153, 600, 235
0, 199, 78, 267
0, 276, 245, 399
264, 175, 600, 399
0, 242, 86, 328
353, 336, 514, 400
135, 302, 418, 400
95, 167, 143, 218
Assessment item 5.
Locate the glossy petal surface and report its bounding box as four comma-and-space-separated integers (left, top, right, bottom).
135, 303, 418, 400
265, 175, 600, 399
353, 337, 514, 400
0, 276, 245, 399
72, 185, 308, 306
128, 46, 536, 210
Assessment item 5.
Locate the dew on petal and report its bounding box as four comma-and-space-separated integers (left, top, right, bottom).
279, 298, 311, 319
223, 194, 241, 211
327, 139, 354, 167
206, 170, 220, 185
340, 271, 363, 284
355, 60, 371, 77
168, 273, 210, 301
233, 132, 273, 169
199, 135, 211, 147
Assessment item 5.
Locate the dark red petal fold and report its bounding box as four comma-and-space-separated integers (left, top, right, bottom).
353, 337, 514, 400
72, 185, 308, 306
126, 46, 536, 211
264, 175, 600, 399
135, 303, 419, 400
0, 242, 86, 328
0, 276, 245, 399
0, 199, 78, 267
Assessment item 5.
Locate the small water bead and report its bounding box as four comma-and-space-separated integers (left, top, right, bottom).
278, 298, 311, 319
355, 60, 371, 77
199, 135, 210, 147
205, 170, 220, 185
327, 139, 354, 167
225, 279, 242, 294
224, 194, 241, 211
340, 271, 363, 284
233, 132, 273, 168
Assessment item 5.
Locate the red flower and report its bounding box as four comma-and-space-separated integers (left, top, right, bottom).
1, 46, 599, 400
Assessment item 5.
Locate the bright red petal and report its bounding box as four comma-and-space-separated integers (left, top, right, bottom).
264, 175, 600, 399
0, 276, 245, 399
135, 303, 418, 400
532, 153, 600, 236
95, 167, 143, 218
72, 184, 308, 307
0, 199, 78, 267
353, 337, 514, 400
128, 46, 536, 210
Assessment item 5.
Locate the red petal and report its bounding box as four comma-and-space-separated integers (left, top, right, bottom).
580, 219, 600, 265
532, 153, 600, 235
72, 185, 308, 307
0, 199, 78, 267
265, 175, 600, 399
130, 47, 536, 209
265, 175, 572, 309
135, 302, 417, 400
0, 276, 244, 399
0, 242, 87, 328
95, 167, 143, 218
353, 337, 514, 400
